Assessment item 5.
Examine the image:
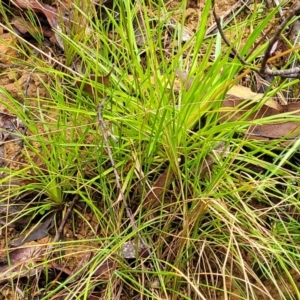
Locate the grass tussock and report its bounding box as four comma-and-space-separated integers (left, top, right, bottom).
0, 0, 300, 299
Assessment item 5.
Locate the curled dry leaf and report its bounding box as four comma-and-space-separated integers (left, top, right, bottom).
144, 167, 174, 209
121, 240, 150, 259
12, 16, 53, 38
12, 0, 64, 48
10, 214, 54, 247
0, 241, 46, 283
75, 73, 111, 101
221, 97, 300, 144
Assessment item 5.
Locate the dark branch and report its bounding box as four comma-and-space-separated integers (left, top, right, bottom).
260, 3, 300, 74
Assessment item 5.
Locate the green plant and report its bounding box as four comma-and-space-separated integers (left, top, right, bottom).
0, 0, 300, 299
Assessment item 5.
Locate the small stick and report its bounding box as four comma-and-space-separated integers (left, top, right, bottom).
53, 195, 79, 243
212, 3, 250, 66
206, 0, 252, 37
213, 0, 300, 79
97, 98, 152, 257
260, 3, 300, 75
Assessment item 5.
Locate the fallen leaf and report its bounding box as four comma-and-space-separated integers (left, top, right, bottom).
75, 73, 111, 101
0, 112, 25, 135
13, 0, 57, 26
175, 70, 284, 112
220, 97, 300, 143
10, 214, 54, 247
144, 167, 174, 209
0, 241, 46, 283
12, 16, 53, 38
121, 240, 150, 259
11, 0, 63, 47
227, 85, 283, 112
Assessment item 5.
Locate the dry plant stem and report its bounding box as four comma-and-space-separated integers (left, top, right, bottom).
274, 0, 284, 19
53, 194, 79, 243
206, 0, 252, 36
260, 2, 300, 75
212, 3, 250, 66
233, 43, 300, 84
210, 43, 300, 105
45, 195, 79, 263
264, 66, 300, 78
97, 99, 152, 256
214, 1, 300, 78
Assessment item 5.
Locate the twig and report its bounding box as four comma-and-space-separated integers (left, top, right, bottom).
97, 99, 152, 257
212, 2, 250, 66
260, 3, 300, 75
213, 0, 300, 79
53, 195, 79, 243
23, 69, 35, 99
264, 66, 300, 78
273, 0, 285, 20
206, 0, 253, 37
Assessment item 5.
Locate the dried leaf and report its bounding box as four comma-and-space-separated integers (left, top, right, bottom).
10, 215, 54, 247
227, 85, 283, 112
144, 167, 174, 209
12, 16, 53, 38
175, 70, 284, 113
121, 240, 150, 259
0, 112, 25, 136
0, 242, 45, 283
13, 0, 57, 26
12, 0, 63, 47
75, 73, 110, 100
221, 98, 300, 143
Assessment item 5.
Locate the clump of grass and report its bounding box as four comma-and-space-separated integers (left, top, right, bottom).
0, 0, 300, 299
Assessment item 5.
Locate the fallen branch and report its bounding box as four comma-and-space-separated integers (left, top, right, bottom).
53, 194, 79, 243
212, 1, 250, 66
260, 2, 300, 75
213, 1, 300, 79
